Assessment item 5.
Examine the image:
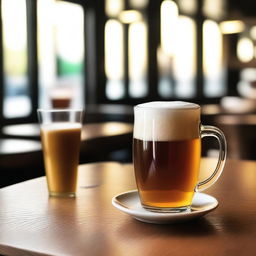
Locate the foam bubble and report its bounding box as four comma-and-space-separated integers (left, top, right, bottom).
134, 101, 200, 141
135, 101, 199, 109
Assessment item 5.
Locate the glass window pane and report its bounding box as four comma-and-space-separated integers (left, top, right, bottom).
128, 21, 148, 98
157, 46, 174, 97
160, 0, 178, 57
2, 0, 31, 118
203, 20, 226, 97
158, 0, 178, 97
159, 2, 197, 99
38, 0, 85, 109
173, 16, 196, 98
105, 19, 125, 100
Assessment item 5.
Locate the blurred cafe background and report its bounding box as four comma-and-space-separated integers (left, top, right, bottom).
1, 0, 256, 186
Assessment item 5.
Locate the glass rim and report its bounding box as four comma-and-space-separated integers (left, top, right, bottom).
37, 108, 84, 113
134, 101, 200, 110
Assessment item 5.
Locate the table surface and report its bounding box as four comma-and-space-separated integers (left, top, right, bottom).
2, 122, 133, 140
0, 158, 255, 256
201, 103, 256, 116
0, 139, 41, 155
0, 139, 43, 169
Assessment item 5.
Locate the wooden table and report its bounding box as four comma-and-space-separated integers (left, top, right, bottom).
2, 122, 133, 141
0, 139, 44, 187
2, 122, 133, 162
0, 158, 255, 256
201, 103, 256, 125
0, 138, 42, 168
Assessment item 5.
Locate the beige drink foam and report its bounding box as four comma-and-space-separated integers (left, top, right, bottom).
41, 122, 82, 132
134, 101, 200, 141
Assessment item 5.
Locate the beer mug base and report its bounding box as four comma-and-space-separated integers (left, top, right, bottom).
49, 191, 76, 198
142, 204, 191, 213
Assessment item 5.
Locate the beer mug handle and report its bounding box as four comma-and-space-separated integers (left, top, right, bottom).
197, 125, 227, 192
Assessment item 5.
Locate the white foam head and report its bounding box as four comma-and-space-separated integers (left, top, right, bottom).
134, 101, 200, 141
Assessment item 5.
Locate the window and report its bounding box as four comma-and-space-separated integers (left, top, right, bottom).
105, 19, 125, 100
104, 0, 148, 101
2, 0, 31, 118
128, 21, 148, 98
37, 0, 85, 109
203, 20, 226, 97
0, 0, 230, 126
158, 0, 196, 98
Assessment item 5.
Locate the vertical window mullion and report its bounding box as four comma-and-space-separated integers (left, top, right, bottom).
195, 0, 204, 98
2, 0, 31, 120
26, 0, 38, 121
124, 23, 129, 100
0, 0, 4, 128
95, 0, 106, 103
147, 0, 160, 100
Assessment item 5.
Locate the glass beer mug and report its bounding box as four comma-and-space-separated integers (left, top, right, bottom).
133, 101, 227, 212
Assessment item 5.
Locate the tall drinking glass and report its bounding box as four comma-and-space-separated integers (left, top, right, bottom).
38, 109, 83, 197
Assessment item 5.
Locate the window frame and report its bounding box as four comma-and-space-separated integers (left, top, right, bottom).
0, 0, 230, 130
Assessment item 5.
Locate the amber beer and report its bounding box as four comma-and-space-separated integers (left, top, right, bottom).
133, 138, 201, 209
51, 97, 71, 108
41, 123, 81, 197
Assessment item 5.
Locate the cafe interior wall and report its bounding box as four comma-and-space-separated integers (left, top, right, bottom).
1, 0, 256, 124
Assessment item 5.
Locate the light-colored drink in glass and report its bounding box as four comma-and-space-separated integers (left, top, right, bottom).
38, 109, 83, 197
41, 123, 81, 197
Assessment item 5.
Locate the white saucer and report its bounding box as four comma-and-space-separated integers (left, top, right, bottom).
112, 190, 218, 224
